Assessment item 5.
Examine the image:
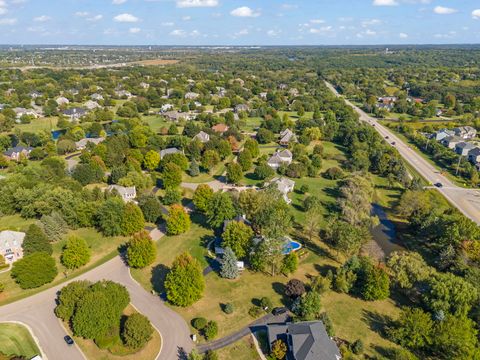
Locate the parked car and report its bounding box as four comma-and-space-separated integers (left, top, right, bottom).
272, 307, 288, 316
64, 335, 74, 346
391, 142, 396, 145
434, 182, 443, 188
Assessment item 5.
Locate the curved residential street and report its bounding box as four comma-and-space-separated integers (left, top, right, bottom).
326, 81, 480, 225
0, 256, 193, 360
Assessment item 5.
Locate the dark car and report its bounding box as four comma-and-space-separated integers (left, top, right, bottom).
434, 182, 443, 188
385, 136, 389, 139
272, 307, 288, 316
391, 142, 396, 145
64, 335, 74, 346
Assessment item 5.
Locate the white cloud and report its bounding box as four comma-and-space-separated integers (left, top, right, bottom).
162, 21, 175, 26
373, 0, 398, 6
75, 11, 89, 17
0, 18, 17, 25
267, 29, 280, 37
235, 28, 249, 36
182, 15, 191, 21
34, 15, 50, 22
472, 9, 480, 19
362, 18, 382, 27
176, 0, 218, 8
129, 27, 141, 33
433, 6, 457, 15
170, 29, 187, 36
112, 0, 127, 4
113, 13, 139, 22
310, 19, 325, 24
310, 26, 333, 34
230, 6, 260, 18
87, 14, 103, 22
399, 32, 408, 38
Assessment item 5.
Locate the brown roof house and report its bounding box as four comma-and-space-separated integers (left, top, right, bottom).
212, 123, 229, 134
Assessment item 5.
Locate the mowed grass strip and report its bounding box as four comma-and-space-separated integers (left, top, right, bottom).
0, 323, 40, 358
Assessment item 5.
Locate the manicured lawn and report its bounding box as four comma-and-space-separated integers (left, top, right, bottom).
217, 335, 260, 360
143, 115, 172, 133
0, 215, 36, 232
69, 305, 161, 360
14, 117, 58, 133
0, 323, 40, 358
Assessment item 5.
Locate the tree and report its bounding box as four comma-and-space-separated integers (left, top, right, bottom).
138, 194, 162, 223
387, 251, 431, 290
206, 192, 236, 229
55, 280, 92, 321
122, 313, 153, 349
203, 321, 218, 340
220, 247, 239, 279
165, 253, 205, 307
143, 150, 160, 171
222, 221, 254, 259
127, 231, 156, 268
121, 203, 145, 236
165, 204, 191, 235
244, 138, 260, 158
292, 291, 322, 321
285, 279, 306, 299
256, 128, 274, 144
254, 162, 275, 180
22, 224, 52, 255
351, 339, 364, 355
11, 252, 57, 289
387, 307, 433, 350
189, 159, 200, 177
162, 188, 182, 205
201, 150, 220, 171
337, 174, 373, 226
162, 162, 182, 189
326, 219, 369, 257
362, 264, 390, 301
226, 162, 243, 184
281, 252, 298, 275
96, 197, 125, 236
303, 209, 321, 242
61, 236, 91, 270
271, 339, 287, 360
192, 317, 207, 330
193, 184, 214, 213
72, 163, 104, 185
237, 150, 253, 171
40, 212, 68, 241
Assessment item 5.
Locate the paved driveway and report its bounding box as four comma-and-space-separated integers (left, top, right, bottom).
0, 256, 193, 360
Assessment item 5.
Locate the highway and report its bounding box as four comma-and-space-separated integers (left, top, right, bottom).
326, 81, 480, 225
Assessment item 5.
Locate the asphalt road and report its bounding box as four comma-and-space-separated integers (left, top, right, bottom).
326, 81, 480, 225
0, 256, 193, 360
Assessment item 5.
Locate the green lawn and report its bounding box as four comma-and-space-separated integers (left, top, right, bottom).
14, 117, 58, 133
217, 335, 260, 360
143, 115, 173, 133
0, 323, 40, 358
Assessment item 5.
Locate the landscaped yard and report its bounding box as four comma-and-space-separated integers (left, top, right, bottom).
14, 117, 58, 133
0, 322, 40, 358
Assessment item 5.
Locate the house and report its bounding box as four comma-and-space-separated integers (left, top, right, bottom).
212, 123, 229, 134
115, 90, 133, 99
193, 131, 210, 143
29, 90, 42, 99
259, 92, 268, 100
289, 88, 299, 97
376, 103, 394, 111
223, 214, 252, 232
139, 82, 150, 89
106, 185, 137, 203
0, 230, 25, 263
91, 93, 104, 101
234, 104, 250, 113
3, 146, 33, 161
75, 137, 105, 150
278, 83, 288, 90
267, 177, 295, 204
468, 148, 480, 164
160, 147, 183, 159
436, 109, 444, 117
84, 100, 100, 110
279, 129, 297, 146
434, 129, 455, 141
13, 107, 39, 119
378, 96, 398, 104
56, 96, 70, 106
216, 87, 227, 97
184, 92, 200, 100
163, 111, 196, 122
441, 136, 463, 149
63, 107, 87, 121
267, 149, 293, 169
266, 321, 341, 360
160, 104, 174, 113
455, 142, 476, 156
453, 126, 477, 140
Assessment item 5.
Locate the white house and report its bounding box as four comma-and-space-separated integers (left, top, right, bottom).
267, 177, 295, 204
160, 147, 183, 159
193, 131, 210, 143
0, 230, 25, 263
75, 137, 105, 150
434, 129, 455, 141
56, 96, 70, 106
84, 100, 100, 110
91, 93, 104, 101
160, 104, 174, 112
185, 92, 200, 100
267, 149, 293, 169
3, 146, 33, 161
106, 185, 137, 203
453, 126, 477, 140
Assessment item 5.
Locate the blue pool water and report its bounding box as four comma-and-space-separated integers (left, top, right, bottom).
283, 239, 302, 255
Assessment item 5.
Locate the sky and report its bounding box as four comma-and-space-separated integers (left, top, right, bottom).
0, 0, 479, 45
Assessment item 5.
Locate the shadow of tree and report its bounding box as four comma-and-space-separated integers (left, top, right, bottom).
151, 263, 169, 298
272, 281, 290, 306
362, 309, 393, 338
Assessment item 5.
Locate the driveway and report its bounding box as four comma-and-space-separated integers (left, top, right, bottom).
0, 256, 193, 360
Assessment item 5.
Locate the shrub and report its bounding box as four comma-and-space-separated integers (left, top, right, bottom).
11, 252, 58, 289
0, 283, 4, 293
281, 252, 298, 275
223, 303, 234, 314
203, 321, 218, 340
351, 339, 364, 355
285, 279, 306, 299
192, 317, 207, 330
127, 231, 156, 269
324, 167, 343, 180
122, 313, 153, 349
299, 184, 309, 194
271, 339, 287, 360
248, 305, 263, 318
260, 297, 273, 311
61, 236, 91, 270
204, 350, 219, 360
319, 312, 335, 337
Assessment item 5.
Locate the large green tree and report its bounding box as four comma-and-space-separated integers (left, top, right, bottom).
193, 184, 214, 213
165, 204, 191, 235
206, 192, 236, 229
122, 313, 153, 349
127, 231, 156, 268
121, 202, 145, 236
11, 252, 58, 289
222, 221, 254, 259
22, 224, 53, 256
61, 236, 91, 270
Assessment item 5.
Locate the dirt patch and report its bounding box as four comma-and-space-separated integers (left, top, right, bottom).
133, 59, 179, 66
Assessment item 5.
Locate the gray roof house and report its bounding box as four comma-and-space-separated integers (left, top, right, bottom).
441, 136, 463, 149
75, 137, 105, 150
267, 177, 295, 204
468, 147, 480, 164
63, 107, 87, 121
434, 129, 455, 141
160, 147, 183, 159
455, 142, 476, 156
163, 111, 197, 122
91, 93, 104, 101
454, 126, 477, 140
0, 230, 25, 263
84, 100, 100, 110
56, 96, 70, 106
280, 129, 297, 146
106, 185, 137, 203
184, 92, 200, 100
3, 146, 33, 161
193, 131, 210, 143
267, 321, 341, 360
267, 150, 293, 169
235, 104, 250, 113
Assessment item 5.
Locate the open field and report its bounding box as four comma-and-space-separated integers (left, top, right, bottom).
13, 117, 58, 133
0, 322, 40, 358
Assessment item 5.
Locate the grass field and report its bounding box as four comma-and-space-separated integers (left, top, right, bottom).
0, 323, 40, 358
70, 305, 161, 360
217, 335, 260, 360
14, 117, 58, 133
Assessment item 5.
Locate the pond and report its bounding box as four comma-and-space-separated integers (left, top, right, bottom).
368, 203, 405, 259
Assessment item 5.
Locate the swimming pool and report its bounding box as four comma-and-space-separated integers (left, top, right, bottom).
282, 238, 302, 255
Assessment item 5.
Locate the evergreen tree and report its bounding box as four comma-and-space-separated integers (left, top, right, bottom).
189, 159, 200, 177
40, 212, 68, 241
220, 247, 239, 279
138, 194, 162, 223
23, 224, 53, 255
